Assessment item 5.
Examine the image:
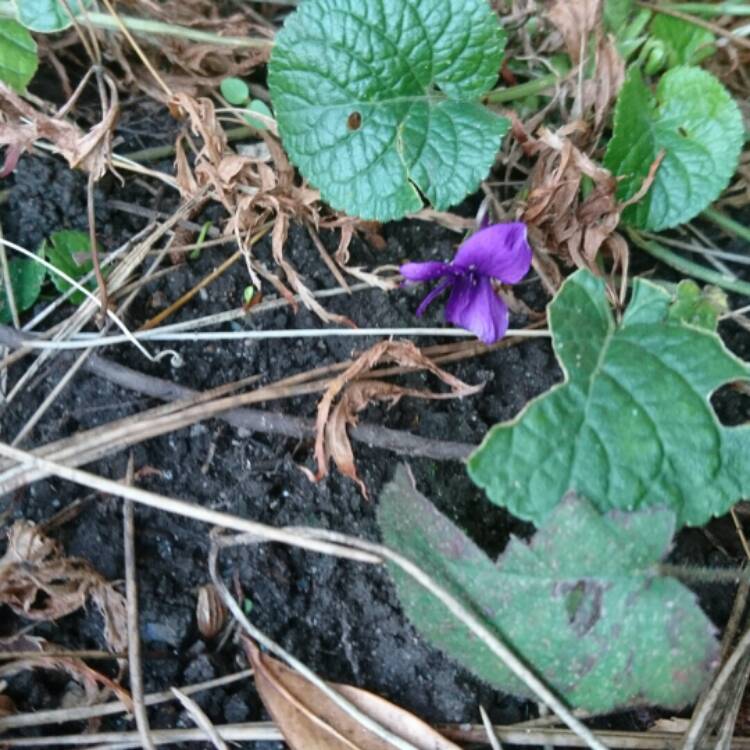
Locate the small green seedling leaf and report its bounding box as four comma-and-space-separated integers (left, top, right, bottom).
189, 221, 212, 260
0, 19, 37, 91
378, 467, 718, 713
13, 0, 92, 32
0, 248, 46, 323
46, 229, 95, 304
604, 66, 743, 231
243, 99, 273, 130
603, 0, 633, 34
269, 0, 509, 221
668, 279, 727, 331
242, 285, 255, 305
468, 269, 750, 527
220, 76, 250, 106
649, 14, 716, 67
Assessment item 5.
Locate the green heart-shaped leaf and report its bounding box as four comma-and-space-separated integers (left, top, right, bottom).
604, 66, 743, 230
14, 0, 92, 33
468, 269, 750, 527
269, 0, 509, 220
379, 467, 717, 713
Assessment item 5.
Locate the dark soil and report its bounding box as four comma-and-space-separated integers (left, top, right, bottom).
1, 122, 749, 747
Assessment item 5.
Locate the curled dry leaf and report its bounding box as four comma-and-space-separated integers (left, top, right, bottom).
0, 634, 132, 709
170, 92, 362, 321
0, 74, 118, 180
243, 638, 461, 750
546, 0, 600, 63
546, 0, 623, 134
306, 341, 481, 496
170, 91, 394, 320
520, 123, 659, 302
0, 521, 128, 653
196, 584, 227, 639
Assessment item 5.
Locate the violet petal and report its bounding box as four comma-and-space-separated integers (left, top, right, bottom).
415, 277, 453, 317
453, 222, 532, 284
444, 275, 509, 344
400, 260, 452, 282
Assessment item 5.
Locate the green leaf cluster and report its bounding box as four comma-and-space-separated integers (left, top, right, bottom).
379, 467, 718, 713
219, 77, 273, 130
648, 14, 715, 68
269, 0, 509, 221
604, 66, 743, 231
469, 269, 750, 528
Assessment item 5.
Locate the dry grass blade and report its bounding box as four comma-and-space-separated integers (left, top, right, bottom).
681, 624, 750, 749
243, 639, 461, 750
0, 669, 253, 731
545, 0, 624, 130
4, 193, 204, 403
171, 688, 229, 750
307, 340, 482, 495
480, 705, 504, 750
122, 456, 155, 750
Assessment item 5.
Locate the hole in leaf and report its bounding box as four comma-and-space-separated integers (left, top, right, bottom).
347, 111, 362, 131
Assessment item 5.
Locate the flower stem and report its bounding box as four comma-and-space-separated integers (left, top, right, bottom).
0, 1, 272, 48
702, 207, 750, 246
659, 563, 749, 584
626, 229, 750, 298
125, 126, 256, 163
484, 72, 561, 104
656, 2, 750, 16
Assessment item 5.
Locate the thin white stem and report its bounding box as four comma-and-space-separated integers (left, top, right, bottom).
0, 238, 156, 362
0, 442, 381, 565
16, 327, 551, 351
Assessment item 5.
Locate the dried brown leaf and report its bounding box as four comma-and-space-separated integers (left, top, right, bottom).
520, 123, 649, 297
0, 634, 132, 709
0, 522, 128, 653
583, 35, 625, 132
308, 341, 481, 496
196, 584, 227, 639
244, 639, 461, 750
547, 0, 600, 63
0, 74, 118, 179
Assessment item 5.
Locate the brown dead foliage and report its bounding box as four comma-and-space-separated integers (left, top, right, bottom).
0, 71, 118, 180
104, 0, 272, 100
170, 92, 380, 322
305, 341, 482, 496
244, 638, 461, 750
518, 121, 661, 303
0, 634, 132, 709
0, 521, 128, 654
546, 0, 624, 134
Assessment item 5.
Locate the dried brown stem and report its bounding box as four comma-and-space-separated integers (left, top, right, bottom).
123, 455, 155, 750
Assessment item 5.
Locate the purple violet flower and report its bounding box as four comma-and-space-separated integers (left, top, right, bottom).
400, 222, 532, 345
